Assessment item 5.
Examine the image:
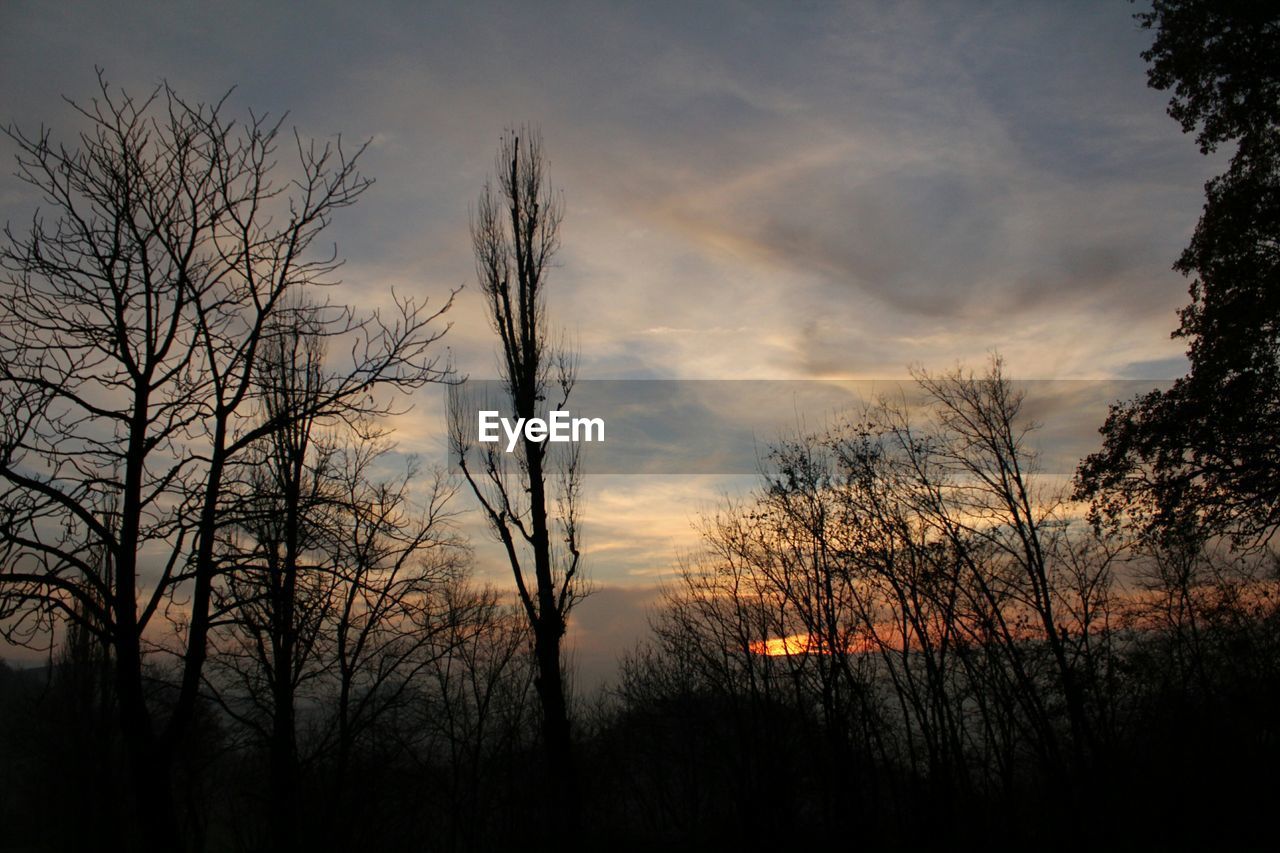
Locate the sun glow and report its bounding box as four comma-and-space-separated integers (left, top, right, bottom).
749, 634, 827, 657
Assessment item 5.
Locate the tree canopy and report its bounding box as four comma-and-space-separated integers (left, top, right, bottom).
1077, 1, 1280, 544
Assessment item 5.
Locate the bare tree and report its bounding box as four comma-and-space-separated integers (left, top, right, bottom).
635, 358, 1121, 835
204, 308, 336, 853
416, 582, 537, 852
203, 308, 466, 852
450, 128, 585, 832
911, 359, 1096, 769
0, 73, 452, 851
322, 444, 467, 804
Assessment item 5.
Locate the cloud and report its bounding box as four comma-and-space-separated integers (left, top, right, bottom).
0, 0, 1218, 674
565, 583, 663, 692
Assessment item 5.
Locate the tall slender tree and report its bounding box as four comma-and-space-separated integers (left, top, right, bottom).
451, 128, 585, 839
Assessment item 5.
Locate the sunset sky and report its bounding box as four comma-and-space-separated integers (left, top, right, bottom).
0, 0, 1219, 682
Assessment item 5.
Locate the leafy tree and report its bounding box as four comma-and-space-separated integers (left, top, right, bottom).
1077, 1, 1280, 544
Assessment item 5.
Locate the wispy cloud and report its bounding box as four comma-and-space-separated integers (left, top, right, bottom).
0, 0, 1212, 669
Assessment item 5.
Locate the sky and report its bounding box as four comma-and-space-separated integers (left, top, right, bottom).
0, 0, 1220, 684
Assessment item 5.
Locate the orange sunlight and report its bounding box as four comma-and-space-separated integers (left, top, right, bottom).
749, 634, 822, 657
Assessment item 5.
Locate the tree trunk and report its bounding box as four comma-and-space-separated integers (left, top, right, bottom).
527, 445, 578, 841
115, 643, 182, 853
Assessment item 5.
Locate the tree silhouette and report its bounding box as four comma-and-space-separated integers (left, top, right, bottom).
1077, 1, 1280, 546
204, 307, 467, 852
0, 72, 452, 851
451, 127, 586, 841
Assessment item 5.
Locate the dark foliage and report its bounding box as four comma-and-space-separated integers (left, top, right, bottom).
1078, 1, 1280, 544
